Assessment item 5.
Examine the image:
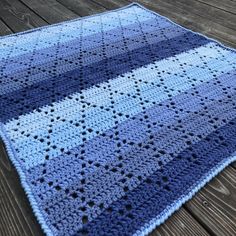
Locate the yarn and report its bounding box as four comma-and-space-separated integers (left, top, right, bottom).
0, 3, 236, 236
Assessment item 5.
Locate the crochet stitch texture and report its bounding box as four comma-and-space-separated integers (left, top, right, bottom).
0, 3, 236, 236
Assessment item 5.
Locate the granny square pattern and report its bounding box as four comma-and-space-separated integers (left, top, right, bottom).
0, 3, 236, 236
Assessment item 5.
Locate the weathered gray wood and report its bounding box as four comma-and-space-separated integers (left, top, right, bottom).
0, 141, 43, 236
57, 0, 107, 16
150, 208, 210, 236
0, 19, 12, 36
19, 0, 78, 24
196, 0, 236, 15
0, 0, 47, 32
133, 0, 236, 48
92, 0, 129, 9
162, 0, 236, 31
185, 166, 236, 236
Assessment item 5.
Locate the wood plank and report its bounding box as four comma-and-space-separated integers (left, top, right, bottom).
91, 0, 129, 10
150, 208, 210, 236
57, 0, 107, 16
0, 176, 30, 236
0, 19, 12, 36
0, 0, 47, 32
196, 0, 236, 15
133, 0, 236, 48
161, 0, 236, 31
19, 0, 78, 24
185, 166, 236, 236
0, 141, 43, 236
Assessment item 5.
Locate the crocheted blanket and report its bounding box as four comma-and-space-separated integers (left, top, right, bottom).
0, 3, 236, 236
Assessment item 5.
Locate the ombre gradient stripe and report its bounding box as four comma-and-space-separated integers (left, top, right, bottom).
0, 31, 209, 121
0, 3, 236, 236
4, 43, 236, 169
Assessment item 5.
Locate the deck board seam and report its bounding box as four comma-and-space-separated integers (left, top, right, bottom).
89, 0, 111, 9
195, 0, 236, 15
17, 0, 51, 24
0, 18, 14, 33
183, 205, 215, 236
55, 0, 83, 17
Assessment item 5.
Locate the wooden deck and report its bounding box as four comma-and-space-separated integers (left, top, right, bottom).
0, 0, 236, 235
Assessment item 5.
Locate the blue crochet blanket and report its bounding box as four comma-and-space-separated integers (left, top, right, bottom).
0, 3, 236, 236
